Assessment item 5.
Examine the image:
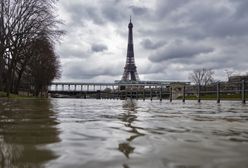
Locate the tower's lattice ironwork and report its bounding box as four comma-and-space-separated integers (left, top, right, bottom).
121, 18, 140, 82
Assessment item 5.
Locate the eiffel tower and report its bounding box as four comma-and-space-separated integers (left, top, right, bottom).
121, 17, 140, 82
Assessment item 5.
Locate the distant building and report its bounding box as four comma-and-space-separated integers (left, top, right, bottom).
228, 75, 248, 82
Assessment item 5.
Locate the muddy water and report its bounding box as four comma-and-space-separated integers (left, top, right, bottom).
0, 99, 248, 168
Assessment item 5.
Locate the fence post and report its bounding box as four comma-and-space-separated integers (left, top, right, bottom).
136, 86, 138, 100
86, 85, 89, 99
130, 85, 133, 100
197, 84, 201, 103
117, 85, 120, 100
170, 87, 172, 102
242, 80, 246, 104
125, 86, 127, 100
217, 82, 220, 103
112, 85, 114, 99
160, 85, 162, 102
150, 86, 152, 101
182, 85, 185, 103
143, 86, 145, 101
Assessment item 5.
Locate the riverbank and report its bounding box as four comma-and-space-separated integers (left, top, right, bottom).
177, 93, 248, 100
0, 91, 41, 99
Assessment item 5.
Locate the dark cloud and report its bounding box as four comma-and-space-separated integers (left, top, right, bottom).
140, 39, 166, 50
63, 60, 122, 80
64, 3, 104, 26
56, 0, 248, 82
149, 41, 214, 62
101, 6, 125, 22
155, 0, 191, 19
58, 47, 85, 58
139, 0, 248, 41
129, 6, 148, 16
233, 0, 248, 18
187, 2, 248, 38
91, 44, 108, 52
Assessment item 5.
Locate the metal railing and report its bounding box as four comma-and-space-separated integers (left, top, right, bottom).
180, 80, 247, 104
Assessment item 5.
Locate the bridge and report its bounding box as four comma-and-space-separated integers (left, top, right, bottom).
48, 81, 176, 100
48, 80, 247, 104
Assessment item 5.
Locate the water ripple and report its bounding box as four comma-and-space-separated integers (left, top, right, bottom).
1, 99, 248, 168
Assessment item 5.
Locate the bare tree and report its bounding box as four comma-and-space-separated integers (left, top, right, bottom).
0, 1, 7, 90
224, 69, 235, 81
0, 0, 63, 96
28, 35, 61, 96
189, 68, 215, 86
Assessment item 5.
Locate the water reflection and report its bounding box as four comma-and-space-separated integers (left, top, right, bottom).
1, 99, 248, 168
118, 99, 145, 160
0, 99, 60, 168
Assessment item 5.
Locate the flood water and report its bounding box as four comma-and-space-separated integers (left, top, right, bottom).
0, 99, 248, 168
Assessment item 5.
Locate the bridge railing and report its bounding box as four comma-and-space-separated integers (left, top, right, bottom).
48, 82, 171, 100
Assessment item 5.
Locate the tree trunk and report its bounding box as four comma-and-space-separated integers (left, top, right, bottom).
13, 64, 27, 94
13, 71, 22, 94
6, 57, 17, 96
0, 52, 4, 91
34, 84, 42, 97
5, 67, 13, 97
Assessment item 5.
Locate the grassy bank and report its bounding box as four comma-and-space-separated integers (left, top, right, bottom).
0, 91, 42, 99
177, 93, 248, 100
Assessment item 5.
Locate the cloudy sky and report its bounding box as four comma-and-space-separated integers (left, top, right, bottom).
55, 0, 248, 82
